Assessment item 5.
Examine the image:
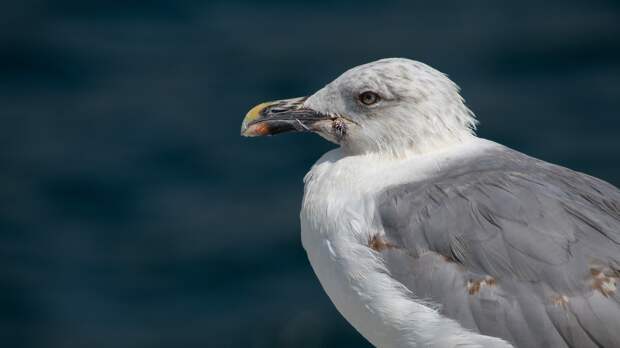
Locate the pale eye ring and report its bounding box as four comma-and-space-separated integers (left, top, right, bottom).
359, 91, 380, 105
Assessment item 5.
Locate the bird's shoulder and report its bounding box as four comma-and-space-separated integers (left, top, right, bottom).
374, 142, 620, 288
372, 144, 620, 347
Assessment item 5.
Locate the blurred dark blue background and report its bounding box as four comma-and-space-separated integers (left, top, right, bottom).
1, 1, 619, 347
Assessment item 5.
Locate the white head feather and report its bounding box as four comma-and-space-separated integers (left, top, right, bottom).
304, 58, 477, 157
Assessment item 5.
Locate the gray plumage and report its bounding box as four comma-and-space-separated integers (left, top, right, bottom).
375, 145, 620, 348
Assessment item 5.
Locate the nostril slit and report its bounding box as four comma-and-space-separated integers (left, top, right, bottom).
270, 108, 286, 113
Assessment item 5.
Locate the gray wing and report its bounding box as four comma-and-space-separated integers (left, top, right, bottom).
373, 146, 620, 348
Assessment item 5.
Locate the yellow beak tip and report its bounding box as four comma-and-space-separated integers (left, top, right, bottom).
241, 101, 278, 137
243, 101, 273, 124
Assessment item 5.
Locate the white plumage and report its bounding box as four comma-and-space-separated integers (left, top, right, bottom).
241, 58, 620, 348
300, 139, 512, 347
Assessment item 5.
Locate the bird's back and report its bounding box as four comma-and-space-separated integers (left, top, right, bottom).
374, 143, 620, 347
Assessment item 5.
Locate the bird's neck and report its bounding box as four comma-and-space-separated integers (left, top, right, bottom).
341, 132, 478, 159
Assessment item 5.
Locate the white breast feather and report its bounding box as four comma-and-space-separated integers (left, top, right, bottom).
299, 138, 513, 348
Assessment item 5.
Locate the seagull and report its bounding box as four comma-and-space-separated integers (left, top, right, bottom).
240, 58, 620, 348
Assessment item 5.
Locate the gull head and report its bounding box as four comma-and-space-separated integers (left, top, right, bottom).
241, 58, 477, 156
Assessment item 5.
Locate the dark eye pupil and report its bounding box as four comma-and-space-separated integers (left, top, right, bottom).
360, 92, 378, 105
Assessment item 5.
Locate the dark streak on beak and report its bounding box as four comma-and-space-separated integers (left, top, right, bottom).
241, 97, 332, 137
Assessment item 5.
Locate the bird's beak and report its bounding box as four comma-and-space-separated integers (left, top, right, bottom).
240, 97, 330, 137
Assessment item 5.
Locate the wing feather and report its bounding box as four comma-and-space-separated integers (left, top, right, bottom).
374, 146, 620, 347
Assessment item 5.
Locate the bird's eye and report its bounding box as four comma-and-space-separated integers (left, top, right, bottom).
359, 91, 380, 105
